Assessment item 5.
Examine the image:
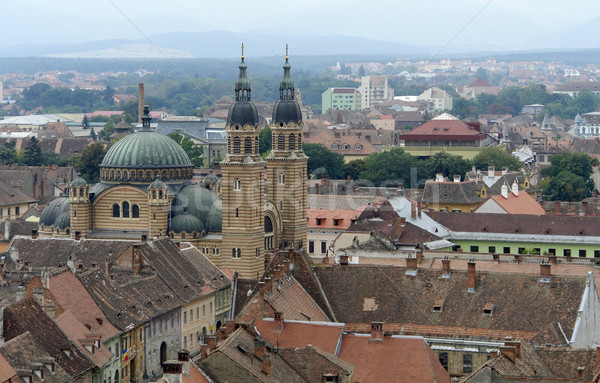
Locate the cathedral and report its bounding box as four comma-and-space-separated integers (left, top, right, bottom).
38, 50, 308, 279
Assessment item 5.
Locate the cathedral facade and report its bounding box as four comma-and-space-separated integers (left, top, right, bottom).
38, 52, 307, 279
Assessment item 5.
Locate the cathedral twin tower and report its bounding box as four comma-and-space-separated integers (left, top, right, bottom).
221, 47, 308, 278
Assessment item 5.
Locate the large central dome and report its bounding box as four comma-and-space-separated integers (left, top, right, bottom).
99, 106, 194, 184
101, 130, 192, 169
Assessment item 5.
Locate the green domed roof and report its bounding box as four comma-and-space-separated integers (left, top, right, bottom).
273, 99, 302, 125
206, 199, 222, 232
101, 131, 192, 169
40, 197, 70, 226
227, 102, 259, 127
171, 184, 220, 223
149, 177, 168, 190
54, 211, 70, 230
171, 213, 205, 234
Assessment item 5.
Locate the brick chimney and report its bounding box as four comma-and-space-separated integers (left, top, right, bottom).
141, 234, 148, 243
206, 336, 217, 352
254, 339, 266, 359
576, 367, 585, 379
31, 229, 38, 239
540, 262, 551, 283
224, 321, 236, 336
405, 256, 417, 276
499, 345, 517, 362
133, 246, 142, 276
339, 255, 349, 266
138, 83, 144, 124
273, 312, 284, 332
467, 260, 476, 293
262, 353, 272, 376
74, 231, 81, 241
178, 349, 190, 377
322, 256, 329, 265
370, 322, 384, 342
505, 340, 521, 358
442, 257, 451, 278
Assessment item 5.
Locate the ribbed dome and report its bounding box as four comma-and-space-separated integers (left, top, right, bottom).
206, 199, 222, 232
40, 197, 70, 226
70, 175, 88, 187
171, 213, 205, 234
171, 185, 220, 223
227, 102, 259, 127
149, 177, 168, 190
54, 211, 70, 230
273, 99, 302, 125
101, 131, 192, 168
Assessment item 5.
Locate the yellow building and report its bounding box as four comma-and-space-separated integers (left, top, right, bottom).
0, 183, 38, 223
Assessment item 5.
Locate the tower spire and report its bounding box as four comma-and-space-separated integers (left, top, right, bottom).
279, 45, 295, 100
235, 43, 251, 102
141, 105, 152, 131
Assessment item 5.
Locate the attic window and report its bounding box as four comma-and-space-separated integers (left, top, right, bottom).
237, 344, 248, 354
483, 302, 495, 316
342, 144, 349, 150
333, 219, 340, 226
578, 230, 585, 235
62, 349, 72, 358
316, 218, 323, 225
331, 144, 339, 150
481, 226, 488, 232
432, 299, 445, 312
514, 228, 521, 233
544, 229, 552, 235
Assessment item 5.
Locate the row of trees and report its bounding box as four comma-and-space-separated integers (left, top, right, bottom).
0, 138, 68, 167
451, 85, 600, 120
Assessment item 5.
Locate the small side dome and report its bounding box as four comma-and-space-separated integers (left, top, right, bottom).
149, 177, 168, 190
203, 170, 219, 186
54, 211, 71, 230
206, 199, 222, 232
70, 175, 88, 187
171, 185, 220, 223
40, 197, 70, 226
171, 213, 206, 234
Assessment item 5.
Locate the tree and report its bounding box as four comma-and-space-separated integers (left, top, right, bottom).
303, 143, 346, 179
360, 148, 425, 187
258, 127, 272, 155
472, 146, 522, 172
0, 142, 17, 164
40, 150, 68, 167
451, 97, 480, 119
168, 133, 204, 168
542, 171, 591, 202
23, 137, 42, 166
103, 85, 115, 104
424, 152, 472, 179
541, 152, 599, 180
82, 115, 89, 129
345, 159, 367, 181
71, 143, 107, 183
90, 128, 97, 141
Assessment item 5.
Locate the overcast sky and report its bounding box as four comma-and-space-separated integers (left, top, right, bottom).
4, 0, 600, 53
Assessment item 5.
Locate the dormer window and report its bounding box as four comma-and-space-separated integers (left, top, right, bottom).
342, 144, 349, 150
433, 298, 445, 312
316, 218, 323, 225
483, 302, 495, 316
331, 144, 339, 150
354, 144, 362, 150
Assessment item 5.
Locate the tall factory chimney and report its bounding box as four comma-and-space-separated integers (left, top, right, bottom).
138, 83, 145, 124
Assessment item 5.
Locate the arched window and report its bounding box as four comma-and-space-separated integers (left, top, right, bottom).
244, 137, 252, 154
255, 137, 259, 154
112, 204, 120, 217
289, 133, 296, 150
116, 171, 121, 180
234, 178, 241, 190
159, 190, 163, 199
123, 171, 128, 181
122, 201, 130, 218
278, 133, 285, 150
233, 137, 241, 154
132, 204, 140, 218
298, 133, 302, 149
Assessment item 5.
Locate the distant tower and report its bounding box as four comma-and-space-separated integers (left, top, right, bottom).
266, 46, 308, 249
69, 175, 91, 238
220, 46, 266, 279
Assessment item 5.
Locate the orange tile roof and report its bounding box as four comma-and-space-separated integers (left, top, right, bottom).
265, 274, 330, 322
486, 190, 545, 215
0, 353, 17, 382
338, 334, 451, 383
254, 319, 344, 356
307, 208, 365, 230
305, 131, 380, 156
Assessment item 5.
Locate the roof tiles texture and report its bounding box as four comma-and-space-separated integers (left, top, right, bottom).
254, 319, 343, 356
485, 190, 545, 215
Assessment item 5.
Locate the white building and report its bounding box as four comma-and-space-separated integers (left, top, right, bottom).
357, 75, 394, 109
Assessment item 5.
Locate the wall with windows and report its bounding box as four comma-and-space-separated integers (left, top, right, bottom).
451, 239, 600, 259
145, 308, 181, 379
181, 295, 216, 354
92, 185, 148, 231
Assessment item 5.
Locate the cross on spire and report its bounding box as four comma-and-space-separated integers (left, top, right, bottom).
241, 43, 245, 60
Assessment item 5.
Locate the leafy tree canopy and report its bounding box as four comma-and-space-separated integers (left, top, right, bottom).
168, 132, 204, 168
258, 127, 272, 155
71, 142, 107, 183
360, 148, 425, 187
542, 170, 592, 202
424, 152, 472, 179
303, 143, 346, 179
472, 146, 522, 172
23, 137, 42, 166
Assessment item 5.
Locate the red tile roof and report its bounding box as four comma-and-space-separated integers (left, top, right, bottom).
307, 208, 365, 230
337, 334, 451, 383
332, 88, 357, 94
305, 131, 380, 156
0, 353, 18, 382
254, 319, 344, 356
399, 117, 486, 141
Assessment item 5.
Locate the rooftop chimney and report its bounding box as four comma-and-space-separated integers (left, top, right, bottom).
501, 184, 509, 199
262, 353, 272, 376
31, 229, 38, 239
274, 312, 284, 332
488, 166, 495, 177
502, 166, 509, 175
254, 339, 266, 359
339, 255, 349, 266
405, 256, 417, 276
505, 340, 521, 358
138, 83, 144, 125
436, 173, 444, 182
467, 260, 476, 293
442, 257, 451, 278
370, 322, 384, 342
511, 181, 519, 197
453, 175, 461, 183
206, 336, 217, 352
577, 367, 585, 379
540, 262, 551, 283
499, 345, 517, 362
141, 234, 148, 243
74, 231, 81, 241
